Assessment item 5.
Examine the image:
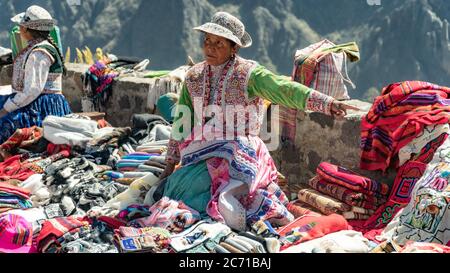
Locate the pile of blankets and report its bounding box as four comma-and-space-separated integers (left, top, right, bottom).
360, 81, 450, 172
0, 182, 32, 213
293, 162, 389, 221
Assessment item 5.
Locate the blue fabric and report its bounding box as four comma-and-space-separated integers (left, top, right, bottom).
163, 160, 211, 217
157, 93, 179, 123
0, 93, 72, 144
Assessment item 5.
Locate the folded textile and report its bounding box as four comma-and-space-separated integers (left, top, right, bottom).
37, 217, 90, 253
170, 220, 231, 253
130, 197, 201, 233
342, 211, 371, 220
281, 230, 370, 253
143, 160, 166, 169
43, 116, 99, 148
286, 201, 322, 218
114, 226, 171, 253
297, 187, 351, 215
137, 165, 164, 173
309, 176, 386, 210
361, 81, 450, 172
317, 162, 389, 196
277, 214, 349, 250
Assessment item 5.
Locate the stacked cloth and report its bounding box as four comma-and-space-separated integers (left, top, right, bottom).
360, 81, 450, 172
0, 182, 32, 213
295, 162, 390, 220
113, 226, 172, 253
36, 216, 117, 253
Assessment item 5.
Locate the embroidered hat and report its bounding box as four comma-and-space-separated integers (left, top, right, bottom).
0, 214, 33, 253
194, 12, 252, 48
11, 5, 55, 32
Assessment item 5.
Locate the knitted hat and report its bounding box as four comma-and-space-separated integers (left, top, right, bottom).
0, 214, 33, 253
194, 12, 252, 48
11, 5, 55, 32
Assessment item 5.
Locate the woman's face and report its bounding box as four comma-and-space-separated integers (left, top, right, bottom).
19, 25, 33, 41
202, 33, 237, 66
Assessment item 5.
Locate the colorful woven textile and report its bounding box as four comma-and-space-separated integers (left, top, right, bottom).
297, 187, 351, 215
277, 214, 349, 250
37, 217, 90, 253
308, 176, 385, 210
317, 162, 389, 196
130, 197, 201, 233
360, 81, 450, 172
364, 161, 427, 230
0, 126, 43, 152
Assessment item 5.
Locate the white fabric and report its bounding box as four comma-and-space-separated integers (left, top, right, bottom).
3, 51, 52, 113
378, 135, 450, 245
42, 116, 99, 147
170, 220, 231, 252
281, 230, 371, 253
398, 124, 449, 166
105, 173, 159, 210
20, 174, 44, 194
218, 179, 248, 232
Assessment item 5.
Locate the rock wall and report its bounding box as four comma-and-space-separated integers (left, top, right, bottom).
0, 62, 396, 193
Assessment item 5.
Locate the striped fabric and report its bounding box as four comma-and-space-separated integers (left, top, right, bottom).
361, 81, 450, 172
281, 40, 360, 142
317, 162, 390, 196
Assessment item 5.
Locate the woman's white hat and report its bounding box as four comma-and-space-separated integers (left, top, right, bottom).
11, 5, 55, 31
194, 12, 252, 48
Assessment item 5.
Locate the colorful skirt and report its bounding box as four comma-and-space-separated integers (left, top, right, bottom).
163, 131, 293, 231
0, 93, 72, 144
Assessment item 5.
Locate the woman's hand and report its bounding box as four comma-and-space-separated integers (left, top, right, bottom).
0, 109, 8, 119
159, 162, 176, 180
330, 101, 360, 119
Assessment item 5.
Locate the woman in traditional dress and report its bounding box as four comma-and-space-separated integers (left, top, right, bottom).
0, 5, 71, 145
159, 12, 358, 231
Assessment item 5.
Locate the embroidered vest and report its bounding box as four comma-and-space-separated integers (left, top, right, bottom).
12, 40, 63, 94
185, 56, 264, 137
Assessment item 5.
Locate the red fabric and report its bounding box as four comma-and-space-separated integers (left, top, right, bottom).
0, 155, 36, 182
361, 81, 450, 172
317, 162, 390, 196
277, 214, 349, 250
0, 182, 30, 199
46, 143, 71, 155
36, 217, 88, 252
0, 126, 43, 152
97, 216, 127, 229
363, 161, 426, 230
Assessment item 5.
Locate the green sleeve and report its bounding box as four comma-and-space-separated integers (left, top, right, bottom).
247, 65, 312, 110
172, 83, 195, 137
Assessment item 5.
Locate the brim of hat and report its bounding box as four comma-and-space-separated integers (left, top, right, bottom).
0, 243, 32, 254
11, 12, 25, 24
194, 23, 252, 48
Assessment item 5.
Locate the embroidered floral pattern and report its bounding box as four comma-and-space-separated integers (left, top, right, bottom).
306, 90, 334, 115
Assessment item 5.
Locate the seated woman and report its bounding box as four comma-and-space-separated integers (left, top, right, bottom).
159, 12, 358, 231
0, 5, 71, 144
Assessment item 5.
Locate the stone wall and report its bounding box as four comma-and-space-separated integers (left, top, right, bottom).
0, 62, 396, 193
270, 101, 397, 197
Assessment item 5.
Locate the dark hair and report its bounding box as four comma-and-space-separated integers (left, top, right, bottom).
26, 28, 67, 76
